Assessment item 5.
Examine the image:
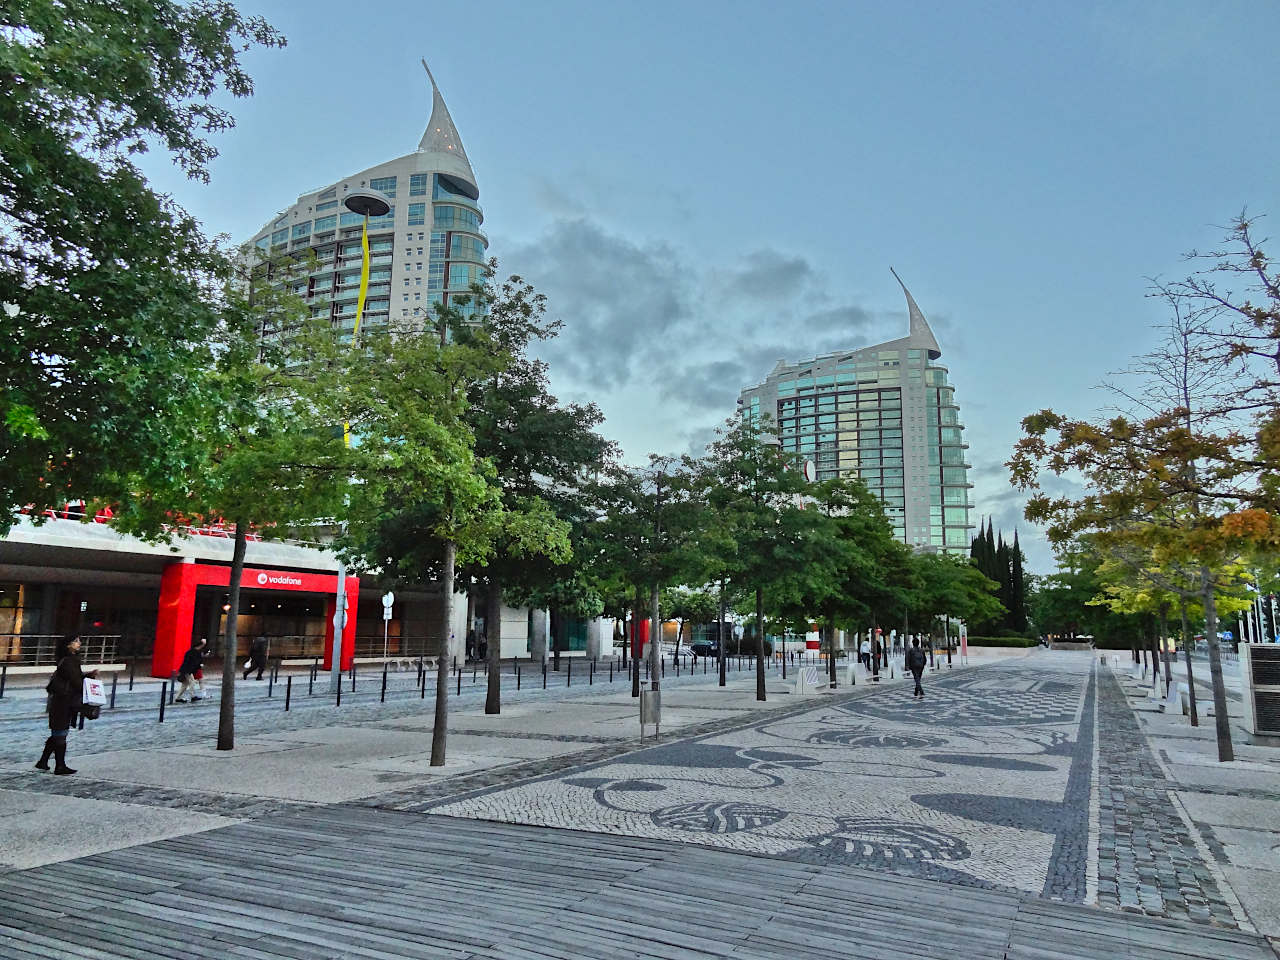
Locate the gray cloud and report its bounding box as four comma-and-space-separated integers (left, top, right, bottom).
716, 250, 816, 302
508, 218, 692, 383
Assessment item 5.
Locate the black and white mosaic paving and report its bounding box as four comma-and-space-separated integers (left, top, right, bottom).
430, 657, 1097, 899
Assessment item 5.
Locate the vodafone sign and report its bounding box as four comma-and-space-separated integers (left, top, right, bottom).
242, 567, 333, 593
256, 572, 303, 587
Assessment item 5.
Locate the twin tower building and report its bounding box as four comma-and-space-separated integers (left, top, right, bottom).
250, 63, 974, 556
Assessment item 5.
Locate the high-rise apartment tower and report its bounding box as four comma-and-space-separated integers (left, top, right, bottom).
737, 272, 974, 554
247, 62, 487, 341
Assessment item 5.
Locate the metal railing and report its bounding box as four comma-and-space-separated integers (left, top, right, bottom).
0, 634, 120, 665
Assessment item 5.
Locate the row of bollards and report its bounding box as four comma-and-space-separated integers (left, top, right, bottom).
136, 646, 782, 724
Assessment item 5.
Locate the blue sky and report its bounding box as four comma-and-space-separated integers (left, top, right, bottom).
141, 0, 1280, 573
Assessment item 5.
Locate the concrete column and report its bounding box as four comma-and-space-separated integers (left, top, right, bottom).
529, 608, 548, 662
585, 618, 605, 660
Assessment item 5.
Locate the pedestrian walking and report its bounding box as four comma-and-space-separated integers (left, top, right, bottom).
907, 637, 927, 699
36, 636, 96, 775
244, 635, 268, 681
859, 636, 871, 669
175, 638, 207, 702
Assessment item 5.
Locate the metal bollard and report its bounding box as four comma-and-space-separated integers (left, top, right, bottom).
567, 659, 572, 687
381, 665, 388, 703
457, 668, 461, 696
268, 670, 274, 698
109, 673, 118, 709
420, 668, 426, 699
350, 663, 356, 692
158, 682, 168, 723
517, 666, 521, 690
285, 676, 292, 712
610, 661, 614, 682
309, 669, 314, 697
473, 664, 477, 683
128, 657, 136, 691
543, 663, 547, 689
169, 674, 177, 703
661, 658, 664, 678
589, 660, 594, 685
336, 679, 342, 707
0, 663, 6, 699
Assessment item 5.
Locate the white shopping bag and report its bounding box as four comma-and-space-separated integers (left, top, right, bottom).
82, 677, 107, 706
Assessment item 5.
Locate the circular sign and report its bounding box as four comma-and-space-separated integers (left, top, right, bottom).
802, 459, 816, 482
382, 591, 395, 610
257, 572, 269, 585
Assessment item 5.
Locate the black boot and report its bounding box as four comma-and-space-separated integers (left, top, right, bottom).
35, 737, 54, 771
53, 738, 76, 776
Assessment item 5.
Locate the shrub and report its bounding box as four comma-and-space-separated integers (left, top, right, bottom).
965, 636, 1038, 648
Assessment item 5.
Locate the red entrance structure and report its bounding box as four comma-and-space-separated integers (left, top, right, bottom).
151, 561, 359, 678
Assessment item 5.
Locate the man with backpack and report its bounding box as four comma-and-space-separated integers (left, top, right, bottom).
906, 637, 928, 699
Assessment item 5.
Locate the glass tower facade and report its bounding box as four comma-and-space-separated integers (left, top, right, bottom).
247, 63, 486, 344
737, 276, 974, 554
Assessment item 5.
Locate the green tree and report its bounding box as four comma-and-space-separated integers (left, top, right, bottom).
1, 1, 284, 533
337, 303, 505, 766
453, 268, 613, 714
584, 457, 701, 697
700, 414, 810, 700
661, 587, 719, 654
179, 251, 353, 752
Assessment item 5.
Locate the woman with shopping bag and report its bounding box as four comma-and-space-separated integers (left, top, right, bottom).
36, 635, 97, 775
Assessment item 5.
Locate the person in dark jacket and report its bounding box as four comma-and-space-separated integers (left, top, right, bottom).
244, 635, 268, 681
906, 637, 927, 699
36, 636, 96, 775
175, 638, 207, 702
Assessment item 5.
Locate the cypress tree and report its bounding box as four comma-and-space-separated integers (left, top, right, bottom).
995, 534, 1012, 632
1011, 530, 1027, 633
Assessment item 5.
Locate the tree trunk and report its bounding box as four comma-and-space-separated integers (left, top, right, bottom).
485, 574, 502, 714
649, 584, 661, 692
755, 586, 766, 701
464, 587, 475, 656
632, 586, 644, 697
1159, 606, 1173, 689
430, 539, 456, 766
1150, 630, 1161, 696
1180, 600, 1199, 727
1200, 566, 1233, 762
216, 519, 248, 751
717, 579, 727, 688
827, 615, 838, 687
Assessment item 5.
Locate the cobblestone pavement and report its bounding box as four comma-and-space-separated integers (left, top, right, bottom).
1094, 667, 1242, 928
0, 655, 731, 769
422, 656, 1099, 900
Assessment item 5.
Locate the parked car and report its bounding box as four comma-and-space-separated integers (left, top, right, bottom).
690, 639, 720, 657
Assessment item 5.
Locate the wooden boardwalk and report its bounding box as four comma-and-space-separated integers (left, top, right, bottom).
0, 806, 1271, 960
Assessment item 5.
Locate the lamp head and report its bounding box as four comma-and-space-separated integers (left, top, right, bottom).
343, 189, 391, 218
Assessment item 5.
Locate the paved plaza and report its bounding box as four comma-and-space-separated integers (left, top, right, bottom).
0, 649, 1277, 959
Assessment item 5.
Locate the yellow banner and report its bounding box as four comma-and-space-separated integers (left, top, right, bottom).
343, 220, 371, 449
353, 220, 370, 338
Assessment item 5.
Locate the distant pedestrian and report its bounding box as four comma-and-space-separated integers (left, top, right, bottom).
907, 637, 927, 699
244, 635, 268, 681
175, 639, 207, 702
859, 637, 871, 669
465, 628, 477, 661
36, 636, 96, 775
478, 631, 487, 661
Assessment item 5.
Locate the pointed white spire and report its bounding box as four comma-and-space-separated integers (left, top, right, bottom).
417, 59, 478, 196
890, 267, 942, 359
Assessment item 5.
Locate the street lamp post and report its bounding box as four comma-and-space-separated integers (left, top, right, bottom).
328, 188, 391, 695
